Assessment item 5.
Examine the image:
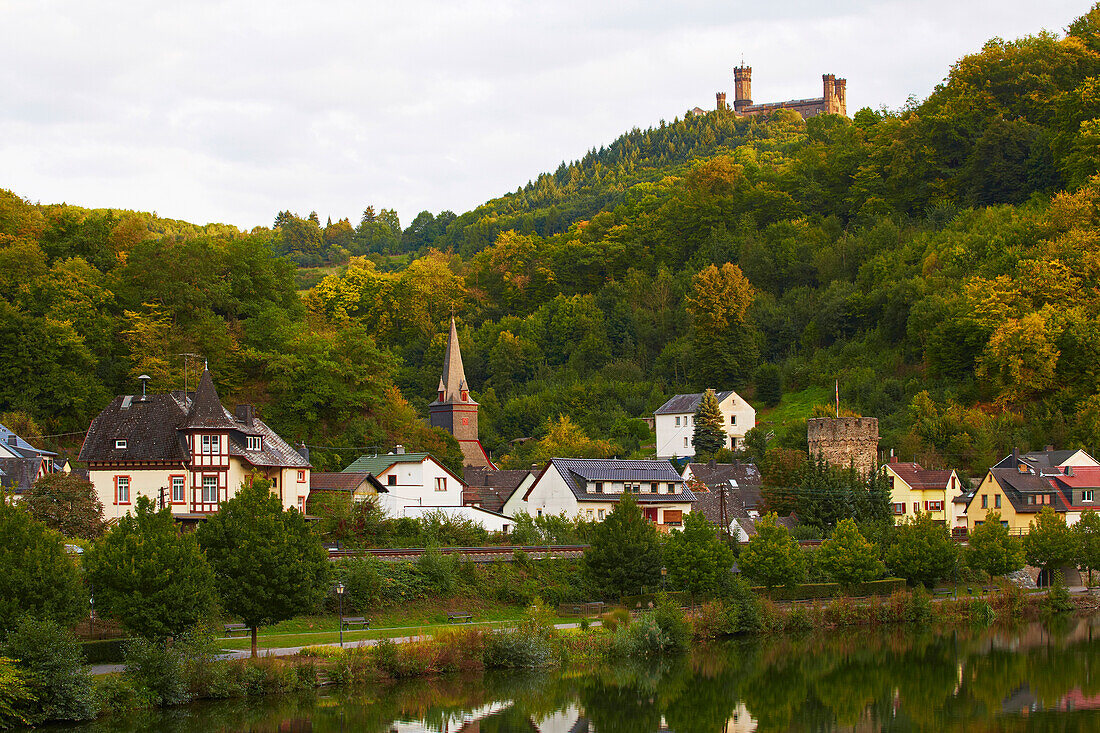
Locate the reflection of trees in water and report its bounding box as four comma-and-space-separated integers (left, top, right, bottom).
56, 617, 1100, 733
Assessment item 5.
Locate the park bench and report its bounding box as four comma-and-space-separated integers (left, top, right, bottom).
341, 616, 370, 630
223, 623, 251, 637
585, 601, 606, 616
447, 611, 473, 623
560, 603, 586, 616
933, 588, 953, 597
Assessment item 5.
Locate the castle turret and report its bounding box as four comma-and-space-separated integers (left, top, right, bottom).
733, 65, 752, 113
716, 91, 727, 111
833, 77, 847, 117
807, 416, 879, 477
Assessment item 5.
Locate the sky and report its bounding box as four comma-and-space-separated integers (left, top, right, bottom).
0, 0, 1091, 230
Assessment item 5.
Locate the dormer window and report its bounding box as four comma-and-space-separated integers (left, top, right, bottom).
115, 439, 127, 449
247, 436, 262, 452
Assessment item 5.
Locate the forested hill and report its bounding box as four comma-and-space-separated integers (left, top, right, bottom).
2, 5, 1100, 475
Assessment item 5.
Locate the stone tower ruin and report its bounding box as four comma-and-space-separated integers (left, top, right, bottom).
807, 417, 879, 477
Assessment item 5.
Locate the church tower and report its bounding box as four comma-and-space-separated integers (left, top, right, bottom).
429, 318, 495, 468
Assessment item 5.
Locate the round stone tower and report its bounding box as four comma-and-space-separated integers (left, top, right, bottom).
807, 417, 879, 477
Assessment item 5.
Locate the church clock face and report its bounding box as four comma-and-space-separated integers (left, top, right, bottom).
462, 418, 469, 425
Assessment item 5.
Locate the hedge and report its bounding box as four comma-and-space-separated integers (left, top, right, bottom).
620, 591, 691, 609
80, 638, 129, 664
752, 578, 906, 601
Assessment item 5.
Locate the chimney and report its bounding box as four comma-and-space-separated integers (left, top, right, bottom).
296, 442, 309, 463
395, 444, 405, 455
234, 404, 254, 426
1044, 444, 1054, 452
1067, 466, 1076, 477
1013, 447, 1019, 463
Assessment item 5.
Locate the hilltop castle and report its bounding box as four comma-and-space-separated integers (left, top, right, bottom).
713, 66, 847, 119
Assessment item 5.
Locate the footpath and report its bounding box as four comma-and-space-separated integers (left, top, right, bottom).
88, 621, 589, 675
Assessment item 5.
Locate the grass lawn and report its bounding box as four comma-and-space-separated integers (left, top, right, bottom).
756, 386, 833, 428
215, 601, 579, 651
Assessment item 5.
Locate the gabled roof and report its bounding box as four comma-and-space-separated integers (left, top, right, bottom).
993, 449, 1098, 471
685, 462, 762, 520
0, 424, 56, 457
310, 472, 386, 493
986, 468, 1068, 514
342, 452, 430, 475
462, 467, 533, 512
528, 458, 696, 504
885, 461, 956, 491
654, 391, 736, 415
1052, 467, 1100, 489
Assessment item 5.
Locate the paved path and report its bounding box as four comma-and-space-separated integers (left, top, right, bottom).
88, 621, 588, 675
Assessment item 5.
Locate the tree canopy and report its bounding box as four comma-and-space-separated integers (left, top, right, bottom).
582, 493, 662, 598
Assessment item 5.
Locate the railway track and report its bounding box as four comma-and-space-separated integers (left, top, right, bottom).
328, 544, 590, 562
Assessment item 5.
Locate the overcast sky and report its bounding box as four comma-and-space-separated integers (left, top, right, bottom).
0, 1, 1090, 230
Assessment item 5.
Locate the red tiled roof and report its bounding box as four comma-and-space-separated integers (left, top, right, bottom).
310, 472, 372, 492
1053, 467, 1100, 488
888, 462, 954, 490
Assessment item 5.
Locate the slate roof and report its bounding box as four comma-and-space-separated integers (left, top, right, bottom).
462, 467, 532, 512
992, 449, 1096, 471
987, 467, 1069, 514
531, 458, 696, 504
887, 461, 955, 490
79, 370, 308, 469
342, 453, 430, 475
686, 461, 762, 509
429, 318, 478, 407
654, 391, 735, 415
310, 472, 386, 493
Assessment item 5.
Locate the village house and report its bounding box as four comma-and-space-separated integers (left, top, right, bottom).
520, 458, 696, 531
79, 368, 311, 522
965, 448, 1100, 534
681, 460, 762, 541
881, 458, 962, 525
306, 471, 388, 511
341, 449, 513, 532
654, 390, 756, 458
462, 466, 536, 517
0, 423, 59, 498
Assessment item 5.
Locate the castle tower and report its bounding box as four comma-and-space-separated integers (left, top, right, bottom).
822, 74, 840, 115
807, 417, 879, 477
429, 318, 495, 468
833, 77, 847, 117
716, 92, 727, 111
733, 66, 752, 113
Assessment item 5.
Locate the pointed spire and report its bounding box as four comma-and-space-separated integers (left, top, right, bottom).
183, 368, 239, 429
438, 317, 467, 402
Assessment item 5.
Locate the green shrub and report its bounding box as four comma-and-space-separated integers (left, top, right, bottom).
752, 578, 905, 601
417, 546, 458, 595
784, 605, 814, 631
482, 628, 553, 669
1040, 575, 1075, 616
905, 586, 934, 625
339, 557, 384, 613
599, 608, 631, 632
610, 614, 675, 657
0, 658, 34, 730
651, 596, 689, 651
3, 618, 95, 725
122, 638, 189, 707
79, 639, 128, 665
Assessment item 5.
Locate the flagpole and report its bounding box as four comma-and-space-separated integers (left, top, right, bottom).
835, 380, 839, 418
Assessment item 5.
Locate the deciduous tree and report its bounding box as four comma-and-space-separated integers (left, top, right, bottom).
21, 473, 103, 539
84, 497, 214, 640
816, 518, 884, 587
0, 504, 85, 632
885, 512, 958, 588
1024, 506, 1079, 585
664, 511, 735, 596
197, 480, 329, 657
966, 512, 1025, 588
1074, 510, 1100, 585
738, 512, 805, 589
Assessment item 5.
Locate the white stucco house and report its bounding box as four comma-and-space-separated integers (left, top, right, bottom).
654, 390, 756, 458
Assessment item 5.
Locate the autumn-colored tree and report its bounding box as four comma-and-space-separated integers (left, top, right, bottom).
22, 473, 103, 539
977, 312, 1060, 402
685, 263, 758, 388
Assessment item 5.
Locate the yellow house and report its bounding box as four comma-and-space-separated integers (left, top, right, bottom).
966, 449, 1100, 533
80, 368, 311, 523
882, 460, 961, 525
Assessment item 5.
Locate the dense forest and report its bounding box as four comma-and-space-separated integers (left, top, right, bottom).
2, 6, 1100, 475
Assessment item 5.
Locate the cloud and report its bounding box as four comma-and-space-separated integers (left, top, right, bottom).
0, 0, 1087, 229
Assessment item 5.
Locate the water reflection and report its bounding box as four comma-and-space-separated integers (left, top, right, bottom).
46, 616, 1100, 733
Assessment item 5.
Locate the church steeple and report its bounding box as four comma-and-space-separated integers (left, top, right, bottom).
428, 317, 493, 468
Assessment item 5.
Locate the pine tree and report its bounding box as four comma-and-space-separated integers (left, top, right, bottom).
582, 493, 661, 598
692, 388, 726, 456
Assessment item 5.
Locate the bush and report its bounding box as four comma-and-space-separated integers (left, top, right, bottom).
0, 504, 86, 633
610, 614, 677, 657
753, 578, 905, 600
1040, 574, 1075, 616
784, 605, 814, 631
338, 557, 384, 613
482, 628, 553, 669
79, 639, 128, 665
651, 596, 689, 651
904, 586, 934, 625
599, 608, 631, 632
122, 638, 190, 707
2, 618, 95, 725
416, 546, 458, 595
0, 658, 34, 730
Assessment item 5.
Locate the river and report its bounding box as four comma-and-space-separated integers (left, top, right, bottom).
46, 616, 1100, 732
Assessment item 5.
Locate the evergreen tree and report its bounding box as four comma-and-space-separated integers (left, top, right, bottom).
664, 511, 735, 596
582, 493, 661, 598
84, 497, 214, 640
739, 512, 805, 589
197, 479, 329, 657
692, 389, 726, 456
816, 518, 884, 588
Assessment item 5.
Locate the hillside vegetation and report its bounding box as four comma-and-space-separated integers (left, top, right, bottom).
2, 6, 1100, 474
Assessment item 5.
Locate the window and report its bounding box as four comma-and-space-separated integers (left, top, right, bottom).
663, 509, 683, 526
202, 476, 218, 503
586, 509, 594, 519
115, 476, 130, 504
927, 501, 943, 512
887, 476, 894, 490
298, 470, 306, 483
201, 435, 220, 455
536, 508, 543, 518
271, 475, 277, 489
171, 476, 185, 503
892, 503, 905, 515
913, 502, 919, 514
297, 496, 305, 513
597, 508, 605, 520
675, 416, 680, 427
388, 475, 397, 486
995, 495, 1001, 509
981, 494, 988, 509
684, 437, 689, 448
435, 477, 446, 492
594, 482, 603, 494
626, 483, 640, 493
115, 439, 127, 449
1085, 490, 1094, 503
1001, 521, 1009, 528
1027, 495, 1035, 505
730, 415, 736, 425
247, 436, 261, 451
